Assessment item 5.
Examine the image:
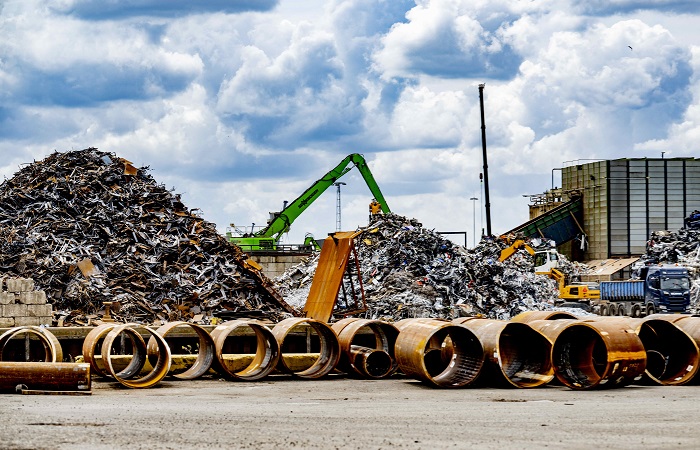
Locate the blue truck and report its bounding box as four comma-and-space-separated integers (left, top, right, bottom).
595, 266, 691, 317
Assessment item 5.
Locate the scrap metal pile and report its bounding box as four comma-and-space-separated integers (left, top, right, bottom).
0, 148, 292, 325
639, 224, 700, 311
276, 214, 564, 321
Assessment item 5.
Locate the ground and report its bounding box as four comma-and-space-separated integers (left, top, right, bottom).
1, 376, 698, 449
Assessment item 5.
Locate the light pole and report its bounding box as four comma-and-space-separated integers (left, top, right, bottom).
333, 182, 346, 231
469, 197, 478, 247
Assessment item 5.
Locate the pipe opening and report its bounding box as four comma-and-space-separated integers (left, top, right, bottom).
499, 323, 553, 387
553, 325, 607, 389
428, 327, 483, 387
638, 320, 698, 385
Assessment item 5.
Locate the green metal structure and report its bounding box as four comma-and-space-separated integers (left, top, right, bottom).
227, 153, 390, 251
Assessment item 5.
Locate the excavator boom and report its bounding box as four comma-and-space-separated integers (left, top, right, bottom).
228, 153, 390, 251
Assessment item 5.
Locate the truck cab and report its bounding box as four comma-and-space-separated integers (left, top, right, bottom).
641, 266, 691, 313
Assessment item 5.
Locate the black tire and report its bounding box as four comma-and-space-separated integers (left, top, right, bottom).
608, 303, 618, 316
617, 304, 626, 316
631, 304, 642, 318
646, 303, 656, 316
600, 304, 609, 316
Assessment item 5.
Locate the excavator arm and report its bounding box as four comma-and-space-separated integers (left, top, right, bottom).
498, 239, 535, 262
257, 153, 390, 241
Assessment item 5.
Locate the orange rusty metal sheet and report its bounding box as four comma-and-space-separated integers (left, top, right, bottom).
304, 231, 362, 322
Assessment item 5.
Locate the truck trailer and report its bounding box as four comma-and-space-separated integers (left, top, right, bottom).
594, 266, 691, 316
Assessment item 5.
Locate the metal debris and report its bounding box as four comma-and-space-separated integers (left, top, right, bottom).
276, 214, 563, 321
0, 148, 294, 325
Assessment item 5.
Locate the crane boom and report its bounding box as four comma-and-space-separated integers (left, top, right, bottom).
228, 153, 390, 251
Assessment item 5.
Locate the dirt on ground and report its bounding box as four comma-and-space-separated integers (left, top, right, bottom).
1, 376, 698, 449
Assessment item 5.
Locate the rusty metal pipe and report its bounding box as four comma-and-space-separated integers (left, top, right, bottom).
272, 318, 340, 379
0, 362, 91, 393
581, 316, 698, 385
82, 323, 147, 379
331, 318, 399, 379
349, 346, 393, 379
528, 319, 646, 389
453, 318, 554, 388
101, 324, 171, 389
0, 326, 63, 363
147, 321, 215, 380
394, 318, 484, 388
210, 319, 280, 381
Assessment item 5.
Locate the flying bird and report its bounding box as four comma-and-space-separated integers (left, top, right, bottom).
628, 45, 633, 50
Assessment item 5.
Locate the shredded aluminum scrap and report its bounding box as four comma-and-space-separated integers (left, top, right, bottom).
0, 148, 293, 325
276, 214, 564, 321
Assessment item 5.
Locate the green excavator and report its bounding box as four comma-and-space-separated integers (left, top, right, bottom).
226, 153, 391, 252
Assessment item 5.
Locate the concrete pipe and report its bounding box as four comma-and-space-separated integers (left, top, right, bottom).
101, 324, 172, 389
210, 319, 280, 381
453, 318, 554, 388
510, 311, 579, 323
147, 321, 215, 380
82, 323, 147, 379
331, 318, 399, 379
0, 362, 91, 393
394, 318, 484, 388
272, 318, 340, 379
528, 319, 646, 389
0, 326, 63, 363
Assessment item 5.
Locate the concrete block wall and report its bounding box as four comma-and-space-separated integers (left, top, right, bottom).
0, 278, 51, 327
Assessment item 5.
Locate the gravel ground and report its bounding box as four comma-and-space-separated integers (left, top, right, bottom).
1, 376, 699, 449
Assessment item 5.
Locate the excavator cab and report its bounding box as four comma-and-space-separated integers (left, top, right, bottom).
534, 249, 559, 273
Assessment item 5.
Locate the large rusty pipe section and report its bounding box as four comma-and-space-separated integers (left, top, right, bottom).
148, 321, 215, 380
0, 362, 91, 393
210, 319, 280, 381
528, 319, 646, 389
331, 318, 399, 379
0, 326, 63, 362
83, 323, 147, 379
101, 324, 171, 388
394, 318, 484, 388
272, 318, 340, 379
582, 316, 699, 386
453, 318, 554, 388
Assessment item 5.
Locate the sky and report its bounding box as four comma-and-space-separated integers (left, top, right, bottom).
1, 0, 700, 248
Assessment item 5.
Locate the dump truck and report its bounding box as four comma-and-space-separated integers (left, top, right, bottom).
595, 265, 691, 317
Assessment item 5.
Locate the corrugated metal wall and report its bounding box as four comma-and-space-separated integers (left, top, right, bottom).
563, 158, 700, 259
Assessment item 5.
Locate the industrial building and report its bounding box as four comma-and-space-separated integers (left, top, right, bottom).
516, 157, 700, 261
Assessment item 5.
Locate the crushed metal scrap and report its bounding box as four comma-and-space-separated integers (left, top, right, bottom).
638, 223, 700, 312
276, 214, 569, 321
0, 148, 294, 325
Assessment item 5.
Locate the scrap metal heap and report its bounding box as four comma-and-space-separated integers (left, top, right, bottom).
0, 148, 293, 325
276, 214, 565, 321
639, 224, 700, 311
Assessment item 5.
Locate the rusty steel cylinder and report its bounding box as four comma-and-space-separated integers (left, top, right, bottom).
331, 318, 399, 379
646, 314, 700, 384
582, 316, 699, 385
148, 321, 215, 380
528, 319, 646, 389
0, 362, 91, 392
453, 318, 554, 388
272, 318, 340, 379
394, 318, 484, 388
0, 326, 63, 363
210, 319, 280, 381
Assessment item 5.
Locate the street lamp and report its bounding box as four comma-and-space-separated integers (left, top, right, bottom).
469, 197, 478, 247
333, 182, 346, 231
